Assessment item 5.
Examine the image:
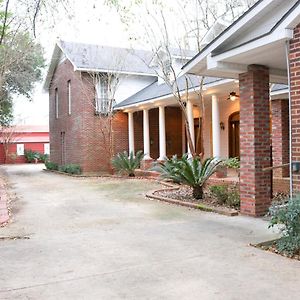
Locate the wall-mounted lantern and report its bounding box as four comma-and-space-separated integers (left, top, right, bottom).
220, 122, 225, 130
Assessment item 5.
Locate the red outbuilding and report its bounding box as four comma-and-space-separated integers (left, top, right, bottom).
0, 125, 49, 164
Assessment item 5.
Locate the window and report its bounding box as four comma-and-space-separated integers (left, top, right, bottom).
95, 75, 115, 115
67, 80, 71, 115
17, 144, 24, 156
44, 143, 50, 155
55, 88, 58, 119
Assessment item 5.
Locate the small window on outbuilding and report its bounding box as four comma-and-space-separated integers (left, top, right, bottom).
17, 144, 24, 156
44, 143, 50, 155
67, 80, 71, 115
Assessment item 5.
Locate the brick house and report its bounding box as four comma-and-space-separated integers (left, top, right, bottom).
44, 41, 195, 173
0, 125, 49, 164
45, 0, 299, 217
182, 0, 300, 216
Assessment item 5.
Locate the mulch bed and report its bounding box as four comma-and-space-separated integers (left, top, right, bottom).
252, 240, 300, 261
155, 186, 239, 211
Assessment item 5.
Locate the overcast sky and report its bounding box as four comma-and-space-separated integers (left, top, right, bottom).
14, 1, 131, 125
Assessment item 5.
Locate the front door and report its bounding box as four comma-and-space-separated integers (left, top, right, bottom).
229, 112, 240, 158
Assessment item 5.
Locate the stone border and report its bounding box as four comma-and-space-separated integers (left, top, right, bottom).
146, 185, 239, 217
0, 177, 9, 225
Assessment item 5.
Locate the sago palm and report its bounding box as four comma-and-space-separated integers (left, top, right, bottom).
155, 155, 222, 199
112, 150, 144, 177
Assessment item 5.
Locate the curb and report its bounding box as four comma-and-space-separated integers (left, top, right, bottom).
0, 180, 9, 225
146, 186, 239, 217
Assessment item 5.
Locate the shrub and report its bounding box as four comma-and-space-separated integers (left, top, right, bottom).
24, 149, 39, 162
209, 184, 240, 208
225, 157, 240, 169
112, 151, 144, 177
45, 161, 58, 170
269, 194, 300, 256
153, 154, 222, 199
38, 153, 49, 163
58, 164, 82, 175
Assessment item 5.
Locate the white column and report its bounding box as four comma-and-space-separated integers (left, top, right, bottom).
128, 112, 135, 155
158, 106, 166, 160
143, 109, 151, 159
212, 94, 221, 157
186, 100, 195, 156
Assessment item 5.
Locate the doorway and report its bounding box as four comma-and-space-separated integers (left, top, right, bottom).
229, 112, 240, 158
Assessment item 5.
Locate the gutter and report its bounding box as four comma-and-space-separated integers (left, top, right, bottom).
285, 41, 293, 199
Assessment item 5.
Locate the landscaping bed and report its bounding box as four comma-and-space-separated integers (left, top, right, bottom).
252, 240, 300, 261
148, 185, 239, 216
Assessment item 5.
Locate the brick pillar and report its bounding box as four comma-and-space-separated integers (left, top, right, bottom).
290, 24, 300, 192
239, 65, 272, 216
271, 99, 290, 178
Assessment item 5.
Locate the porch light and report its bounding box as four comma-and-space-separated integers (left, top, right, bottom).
228, 92, 239, 101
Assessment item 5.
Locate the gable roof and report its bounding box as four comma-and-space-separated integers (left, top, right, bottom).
182, 0, 300, 83
43, 40, 158, 90
114, 76, 224, 109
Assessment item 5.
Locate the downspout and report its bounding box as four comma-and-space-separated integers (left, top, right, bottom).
285, 41, 293, 199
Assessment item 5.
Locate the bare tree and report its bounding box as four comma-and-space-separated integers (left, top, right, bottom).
77, 49, 129, 172
0, 125, 20, 163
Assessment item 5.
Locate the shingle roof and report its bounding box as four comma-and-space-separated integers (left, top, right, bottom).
114, 75, 223, 108
59, 40, 157, 75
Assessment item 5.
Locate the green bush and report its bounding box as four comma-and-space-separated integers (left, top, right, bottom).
269, 194, 300, 256
58, 164, 82, 175
45, 161, 58, 170
38, 153, 49, 163
225, 157, 240, 169
112, 150, 144, 177
209, 184, 240, 208
153, 154, 222, 199
24, 149, 39, 162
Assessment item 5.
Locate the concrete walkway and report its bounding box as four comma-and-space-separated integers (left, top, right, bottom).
0, 164, 299, 300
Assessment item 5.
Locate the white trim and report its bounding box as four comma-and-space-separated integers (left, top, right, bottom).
74, 67, 157, 77
182, 0, 274, 74
55, 88, 59, 119
209, 28, 293, 63
16, 144, 24, 156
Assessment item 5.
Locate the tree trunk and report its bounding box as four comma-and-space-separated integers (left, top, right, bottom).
193, 185, 203, 199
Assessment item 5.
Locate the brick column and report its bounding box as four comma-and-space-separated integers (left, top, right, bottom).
290, 24, 300, 192
239, 65, 272, 216
271, 99, 290, 178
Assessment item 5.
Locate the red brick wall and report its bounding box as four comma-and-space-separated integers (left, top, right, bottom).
290, 23, 300, 192
239, 65, 272, 216
271, 99, 290, 177
49, 59, 129, 173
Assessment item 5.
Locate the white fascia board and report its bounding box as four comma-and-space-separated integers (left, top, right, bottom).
182, 0, 274, 74
271, 88, 289, 97
282, 3, 300, 29
74, 67, 157, 77
115, 78, 233, 110
209, 28, 294, 64
56, 41, 78, 71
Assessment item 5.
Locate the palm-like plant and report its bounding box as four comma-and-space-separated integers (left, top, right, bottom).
154, 154, 222, 199
112, 150, 144, 177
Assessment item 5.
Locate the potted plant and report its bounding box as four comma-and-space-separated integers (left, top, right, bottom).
224, 157, 240, 177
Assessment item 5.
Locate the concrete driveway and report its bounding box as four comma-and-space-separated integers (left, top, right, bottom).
0, 164, 299, 299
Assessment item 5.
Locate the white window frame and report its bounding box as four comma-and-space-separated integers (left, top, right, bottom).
16, 144, 24, 156
55, 88, 58, 119
95, 75, 113, 115
68, 80, 71, 115
44, 143, 50, 155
